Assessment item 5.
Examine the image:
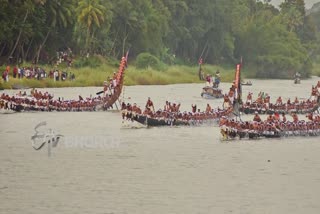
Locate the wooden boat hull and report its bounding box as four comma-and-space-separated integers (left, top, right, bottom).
201, 92, 223, 99
222, 129, 284, 140
221, 128, 320, 140
294, 78, 301, 84
240, 105, 319, 115
132, 114, 189, 127
12, 84, 30, 90
1, 56, 128, 113
127, 113, 221, 127
201, 87, 223, 99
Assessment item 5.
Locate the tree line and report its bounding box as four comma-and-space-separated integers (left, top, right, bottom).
0, 0, 319, 78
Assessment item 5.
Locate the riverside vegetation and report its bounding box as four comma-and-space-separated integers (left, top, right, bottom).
0, 56, 238, 89
1, 0, 320, 84
1, 52, 320, 90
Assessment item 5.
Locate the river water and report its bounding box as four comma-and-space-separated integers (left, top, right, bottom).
1, 77, 320, 214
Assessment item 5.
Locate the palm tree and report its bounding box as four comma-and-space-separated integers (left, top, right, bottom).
282, 7, 303, 32
35, 0, 74, 63
47, 0, 73, 29
8, 0, 47, 61
76, 0, 106, 53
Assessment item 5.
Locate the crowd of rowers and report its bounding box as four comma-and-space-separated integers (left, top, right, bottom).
239, 83, 320, 114
0, 89, 108, 112
220, 112, 320, 139
121, 97, 233, 122
102, 56, 127, 96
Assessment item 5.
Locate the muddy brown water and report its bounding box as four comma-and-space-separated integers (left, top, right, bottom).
1, 77, 320, 213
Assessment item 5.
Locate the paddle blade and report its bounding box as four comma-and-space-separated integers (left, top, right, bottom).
96, 91, 104, 95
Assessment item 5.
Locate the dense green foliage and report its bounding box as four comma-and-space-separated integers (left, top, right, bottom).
136, 53, 163, 70
0, 0, 319, 79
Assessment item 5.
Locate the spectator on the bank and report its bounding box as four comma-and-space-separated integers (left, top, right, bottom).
6, 65, 10, 73
67, 59, 72, 67
18, 67, 21, 79
2, 70, 8, 82
13, 66, 18, 78
61, 71, 67, 81
54, 70, 59, 81
2, 60, 75, 83
36, 67, 40, 80
70, 73, 75, 81
25, 68, 31, 78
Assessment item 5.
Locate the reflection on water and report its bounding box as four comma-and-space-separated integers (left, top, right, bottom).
1, 77, 320, 214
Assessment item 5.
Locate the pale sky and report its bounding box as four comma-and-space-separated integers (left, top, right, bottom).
270, 0, 319, 9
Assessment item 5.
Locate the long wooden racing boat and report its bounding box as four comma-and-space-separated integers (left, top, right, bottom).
101, 55, 128, 110
130, 114, 190, 126
0, 55, 128, 113
240, 104, 319, 114
240, 102, 320, 115
123, 107, 233, 127
201, 86, 223, 99
241, 81, 252, 86
220, 118, 320, 140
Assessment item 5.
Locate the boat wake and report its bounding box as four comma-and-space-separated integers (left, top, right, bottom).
121, 120, 147, 129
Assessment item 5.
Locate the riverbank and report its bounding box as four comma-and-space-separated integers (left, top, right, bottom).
1, 62, 319, 90
0, 63, 236, 90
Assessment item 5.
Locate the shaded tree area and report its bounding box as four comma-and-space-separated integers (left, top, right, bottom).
0, 0, 319, 78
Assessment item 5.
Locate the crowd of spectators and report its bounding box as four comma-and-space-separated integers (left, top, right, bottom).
2, 48, 75, 83
1, 65, 75, 82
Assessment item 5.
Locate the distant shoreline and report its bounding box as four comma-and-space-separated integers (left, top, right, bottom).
1, 63, 319, 90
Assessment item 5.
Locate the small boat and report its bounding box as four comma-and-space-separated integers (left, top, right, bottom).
294, 78, 301, 84
201, 86, 223, 99
221, 129, 283, 140
241, 81, 252, 86
12, 84, 30, 90
294, 72, 301, 84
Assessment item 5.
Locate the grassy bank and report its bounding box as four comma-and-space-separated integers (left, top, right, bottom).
312, 62, 320, 77
0, 63, 237, 89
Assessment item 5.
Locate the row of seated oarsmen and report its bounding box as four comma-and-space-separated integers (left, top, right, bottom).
1, 91, 54, 102
219, 116, 320, 138
122, 104, 233, 121
0, 95, 105, 111
245, 93, 319, 105
244, 81, 320, 105
30, 89, 54, 100
121, 101, 183, 114
241, 99, 318, 113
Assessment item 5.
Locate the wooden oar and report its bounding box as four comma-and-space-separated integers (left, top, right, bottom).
96, 90, 104, 95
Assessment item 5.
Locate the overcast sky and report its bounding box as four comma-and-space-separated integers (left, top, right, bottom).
270, 0, 319, 9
